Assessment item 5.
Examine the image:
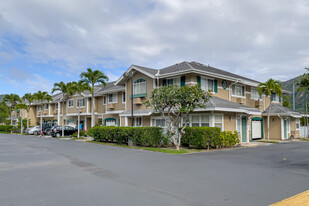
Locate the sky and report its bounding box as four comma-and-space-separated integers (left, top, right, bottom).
0, 0, 309, 96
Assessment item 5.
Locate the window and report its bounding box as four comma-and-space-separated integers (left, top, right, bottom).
134, 117, 142, 127
68, 99, 74, 108
191, 114, 210, 127
296, 119, 300, 130
251, 88, 260, 100
272, 93, 280, 102
167, 77, 180, 87
182, 116, 190, 127
108, 93, 118, 103
44, 104, 49, 110
103, 96, 106, 105
152, 118, 166, 128
134, 78, 146, 95
122, 92, 126, 103
214, 114, 223, 130
232, 85, 245, 97
38, 105, 42, 111
200, 78, 214, 92
55, 103, 58, 110
77, 98, 85, 107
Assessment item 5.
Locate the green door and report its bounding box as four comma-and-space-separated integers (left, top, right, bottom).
242, 116, 247, 142
284, 119, 287, 139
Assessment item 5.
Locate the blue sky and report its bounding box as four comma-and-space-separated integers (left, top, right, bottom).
1, 0, 309, 96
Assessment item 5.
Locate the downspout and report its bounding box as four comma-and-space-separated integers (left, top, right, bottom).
155, 70, 160, 88
229, 79, 240, 101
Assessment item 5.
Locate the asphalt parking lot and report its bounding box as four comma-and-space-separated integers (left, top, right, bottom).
0, 134, 308, 206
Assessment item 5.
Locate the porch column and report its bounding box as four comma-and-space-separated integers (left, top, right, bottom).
85, 117, 87, 131
125, 117, 128, 126
58, 102, 60, 125
210, 111, 215, 127
48, 103, 51, 115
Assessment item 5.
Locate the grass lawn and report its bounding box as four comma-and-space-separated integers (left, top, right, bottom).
257, 140, 280, 143
86, 141, 205, 154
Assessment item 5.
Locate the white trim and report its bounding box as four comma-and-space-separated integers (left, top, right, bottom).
66, 112, 98, 117
125, 117, 128, 126
57, 101, 60, 125
106, 110, 126, 114
115, 65, 155, 86
125, 83, 127, 110
185, 81, 198, 85
103, 95, 107, 105
86, 97, 89, 113
94, 88, 125, 96
120, 111, 152, 117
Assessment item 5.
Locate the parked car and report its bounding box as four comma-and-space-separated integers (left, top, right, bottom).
50, 126, 77, 138
42, 123, 56, 132
43, 128, 52, 135
26, 126, 41, 135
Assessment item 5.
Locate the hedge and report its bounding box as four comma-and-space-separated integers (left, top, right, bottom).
0, 125, 14, 133
89, 126, 165, 147
181, 127, 240, 149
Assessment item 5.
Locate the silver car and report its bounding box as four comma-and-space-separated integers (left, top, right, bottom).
26, 126, 41, 135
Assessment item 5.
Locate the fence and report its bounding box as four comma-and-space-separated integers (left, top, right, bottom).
300, 126, 309, 138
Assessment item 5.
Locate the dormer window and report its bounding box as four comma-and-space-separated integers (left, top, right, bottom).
134, 78, 146, 95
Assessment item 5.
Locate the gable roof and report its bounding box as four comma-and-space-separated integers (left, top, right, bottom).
262, 104, 302, 118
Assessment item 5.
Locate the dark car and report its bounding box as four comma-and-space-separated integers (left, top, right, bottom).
43, 128, 52, 135
50, 126, 77, 138
42, 123, 56, 134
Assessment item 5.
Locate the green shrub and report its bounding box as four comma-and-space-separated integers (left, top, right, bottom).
72, 132, 77, 138
181, 127, 239, 149
0, 125, 14, 133
89, 126, 164, 147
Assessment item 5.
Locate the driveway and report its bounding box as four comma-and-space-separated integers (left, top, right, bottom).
0, 134, 308, 206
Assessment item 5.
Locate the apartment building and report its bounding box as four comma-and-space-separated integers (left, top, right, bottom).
26, 61, 302, 142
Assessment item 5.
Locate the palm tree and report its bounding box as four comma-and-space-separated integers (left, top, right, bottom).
15, 103, 28, 134
51, 82, 74, 137
71, 80, 91, 138
3, 94, 21, 128
22, 93, 35, 129
258, 78, 283, 141
33, 91, 53, 133
80, 68, 108, 127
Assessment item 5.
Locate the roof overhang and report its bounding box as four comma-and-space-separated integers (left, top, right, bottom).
115, 65, 156, 86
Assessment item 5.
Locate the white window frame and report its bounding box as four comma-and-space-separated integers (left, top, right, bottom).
133, 78, 146, 95
44, 104, 49, 110
296, 118, 300, 130
151, 117, 166, 128
200, 77, 214, 92
103, 96, 107, 105
232, 84, 245, 98
68, 99, 74, 108
214, 114, 224, 131
37, 105, 42, 112
122, 92, 126, 104
272, 93, 280, 102
251, 87, 260, 100
108, 93, 118, 104
134, 117, 142, 127
77, 98, 85, 108
167, 77, 180, 87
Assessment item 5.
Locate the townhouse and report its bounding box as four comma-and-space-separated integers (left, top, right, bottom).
26, 61, 302, 142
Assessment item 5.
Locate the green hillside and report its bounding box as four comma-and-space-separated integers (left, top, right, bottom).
282, 75, 309, 112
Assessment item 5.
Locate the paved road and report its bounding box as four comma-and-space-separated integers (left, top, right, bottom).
0, 134, 308, 206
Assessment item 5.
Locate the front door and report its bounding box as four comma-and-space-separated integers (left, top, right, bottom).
284, 119, 287, 139
242, 116, 247, 143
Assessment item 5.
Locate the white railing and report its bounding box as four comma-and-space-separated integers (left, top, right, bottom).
300, 126, 309, 138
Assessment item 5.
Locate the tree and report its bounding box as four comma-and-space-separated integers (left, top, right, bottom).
80, 68, 108, 128
297, 70, 309, 135
70, 80, 91, 138
0, 102, 10, 123
51, 82, 74, 137
15, 103, 28, 134
258, 78, 283, 141
145, 85, 211, 150
22, 93, 35, 129
282, 96, 291, 108
33, 91, 52, 133
3, 94, 21, 127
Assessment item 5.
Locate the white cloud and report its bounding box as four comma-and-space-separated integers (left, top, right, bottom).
0, 0, 309, 85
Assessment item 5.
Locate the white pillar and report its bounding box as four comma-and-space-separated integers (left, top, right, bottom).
85, 117, 87, 131
48, 103, 51, 115
125, 117, 128, 126
58, 102, 60, 125
211, 111, 215, 127
87, 97, 89, 113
